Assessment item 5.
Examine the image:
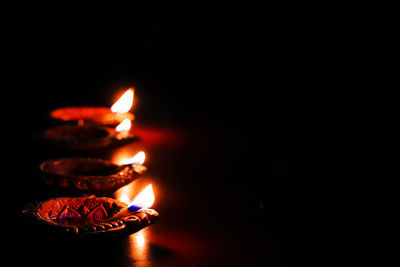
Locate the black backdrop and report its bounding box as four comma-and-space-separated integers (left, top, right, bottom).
1, 6, 398, 266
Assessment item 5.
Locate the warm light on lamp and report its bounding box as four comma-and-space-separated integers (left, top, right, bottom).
119, 151, 145, 165
111, 88, 134, 113
115, 119, 132, 132
128, 184, 155, 210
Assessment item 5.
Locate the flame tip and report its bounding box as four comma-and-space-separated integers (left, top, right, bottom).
129, 184, 155, 209
111, 88, 134, 113
119, 151, 146, 165
115, 118, 132, 132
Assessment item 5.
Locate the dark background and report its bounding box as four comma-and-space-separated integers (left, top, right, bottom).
1, 6, 398, 266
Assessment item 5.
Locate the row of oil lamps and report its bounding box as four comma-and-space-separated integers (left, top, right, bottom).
23, 88, 159, 236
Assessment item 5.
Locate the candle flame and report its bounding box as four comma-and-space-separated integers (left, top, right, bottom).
115, 119, 132, 132
129, 184, 155, 209
111, 88, 134, 113
119, 151, 145, 165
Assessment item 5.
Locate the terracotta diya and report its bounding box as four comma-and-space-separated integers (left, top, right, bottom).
50, 88, 135, 126
43, 124, 115, 150
43, 118, 135, 150
39, 152, 147, 191
22, 187, 158, 236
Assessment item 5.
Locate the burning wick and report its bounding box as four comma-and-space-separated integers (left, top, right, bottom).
115, 118, 132, 139
115, 119, 132, 132
127, 184, 155, 211
107, 184, 155, 222
119, 151, 146, 165
111, 88, 134, 113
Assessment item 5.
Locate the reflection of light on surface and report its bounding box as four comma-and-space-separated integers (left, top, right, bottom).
133, 126, 180, 146
128, 229, 148, 262
135, 231, 145, 248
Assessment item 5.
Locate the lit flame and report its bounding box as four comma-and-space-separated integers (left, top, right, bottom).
111, 88, 134, 113
129, 184, 155, 209
119, 194, 131, 205
115, 119, 132, 132
119, 151, 145, 165
115, 182, 135, 205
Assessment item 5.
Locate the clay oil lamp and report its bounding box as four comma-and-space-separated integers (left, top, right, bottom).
44, 89, 136, 150
43, 116, 135, 150
39, 151, 147, 191
50, 88, 135, 127
22, 184, 158, 236
43, 124, 115, 150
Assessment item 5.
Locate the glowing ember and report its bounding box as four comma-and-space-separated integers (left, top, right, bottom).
119, 151, 145, 165
111, 88, 134, 113
115, 119, 132, 132
129, 184, 155, 210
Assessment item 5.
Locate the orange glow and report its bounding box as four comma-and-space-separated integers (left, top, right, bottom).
129, 184, 154, 209
128, 229, 148, 261
119, 151, 145, 165
111, 88, 134, 113
115, 119, 132, 132
119, 194, 131, 205
134, 231, 145, 248
115, 182, 136, 205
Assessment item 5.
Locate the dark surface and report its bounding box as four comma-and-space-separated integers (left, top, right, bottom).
1, 7, 398, 266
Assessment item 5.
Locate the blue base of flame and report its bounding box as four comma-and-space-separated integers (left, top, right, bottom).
128, 205, 142, 212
